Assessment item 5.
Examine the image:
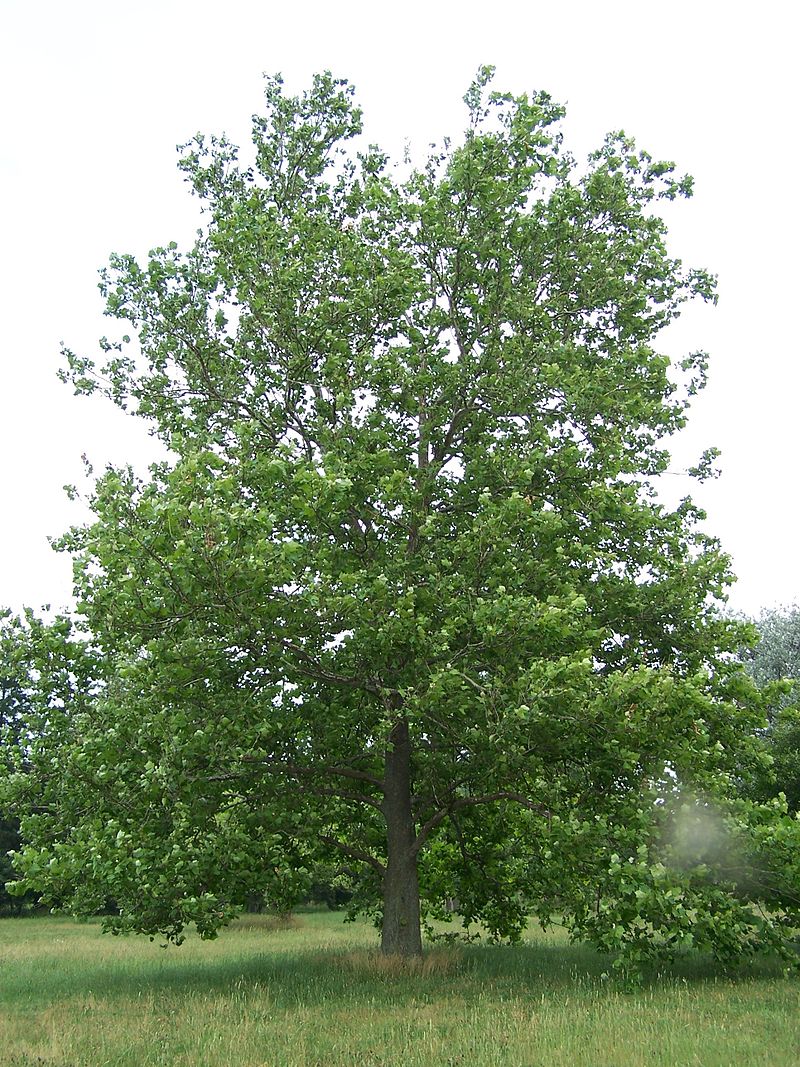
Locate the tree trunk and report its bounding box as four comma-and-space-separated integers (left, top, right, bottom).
381, 716, 422, 956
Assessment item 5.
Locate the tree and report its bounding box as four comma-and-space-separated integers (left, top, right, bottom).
740, 605, 800, 811
0, 609, 93, 913
0, 667, 28, 913
5, 70, 800, 963
744, 605, 800, 694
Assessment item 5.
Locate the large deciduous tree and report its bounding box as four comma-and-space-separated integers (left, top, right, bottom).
5, 71, 800, 962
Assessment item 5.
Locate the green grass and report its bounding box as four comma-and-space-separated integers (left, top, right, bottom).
1, 909, 798, 1066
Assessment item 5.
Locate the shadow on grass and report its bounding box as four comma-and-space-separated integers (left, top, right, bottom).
2, 920, 790, 1011
465, 937, 787, 987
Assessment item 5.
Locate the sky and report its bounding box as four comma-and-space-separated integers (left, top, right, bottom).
1, 0, 797, 618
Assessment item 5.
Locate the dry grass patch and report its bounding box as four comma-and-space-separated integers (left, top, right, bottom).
333, 945, 463, 978
231, 912, 301, 933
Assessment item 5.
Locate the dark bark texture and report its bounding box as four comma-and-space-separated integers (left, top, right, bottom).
380, 716, 422, 956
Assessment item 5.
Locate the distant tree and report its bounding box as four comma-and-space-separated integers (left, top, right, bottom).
741, 605, 800, 811
0, 610, 99, 914
0, 679, 25, 912
0, 623, 36, 913
3, 71, 800, 966
743, 605, 800, 696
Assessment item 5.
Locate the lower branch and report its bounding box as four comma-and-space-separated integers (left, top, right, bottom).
411, 791, 547, 856
318, 834, 386, 877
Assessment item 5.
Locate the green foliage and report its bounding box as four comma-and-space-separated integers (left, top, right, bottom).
740, 605, 800, 811
1, 618, 40, 913
0, 609, 101, 914
4, 71, 800, 966
743, 605, 800, 694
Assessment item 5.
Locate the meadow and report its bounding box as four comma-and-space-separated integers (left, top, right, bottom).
1, 909, 798, 1066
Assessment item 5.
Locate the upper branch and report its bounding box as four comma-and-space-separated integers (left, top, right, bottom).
240, 755, 384, 790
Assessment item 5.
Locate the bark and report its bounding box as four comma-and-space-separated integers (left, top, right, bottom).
380, 715, 423, 956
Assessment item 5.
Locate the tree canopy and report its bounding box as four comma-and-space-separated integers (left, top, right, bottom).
3, 70, 800, 964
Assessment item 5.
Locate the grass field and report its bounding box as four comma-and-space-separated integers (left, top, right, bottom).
1, 909, 798, 1066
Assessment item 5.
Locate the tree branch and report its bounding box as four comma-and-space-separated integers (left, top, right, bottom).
276, 638, 383, 696
318, 834, 386, 876
306, 786, 384, 811
412, 791, 547, 856
239, 755, 384, 790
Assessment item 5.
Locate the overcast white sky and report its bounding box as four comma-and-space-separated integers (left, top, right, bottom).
1, 0, 797, 617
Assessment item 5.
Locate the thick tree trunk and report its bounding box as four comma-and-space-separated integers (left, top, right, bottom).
381, 716, 422, 957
